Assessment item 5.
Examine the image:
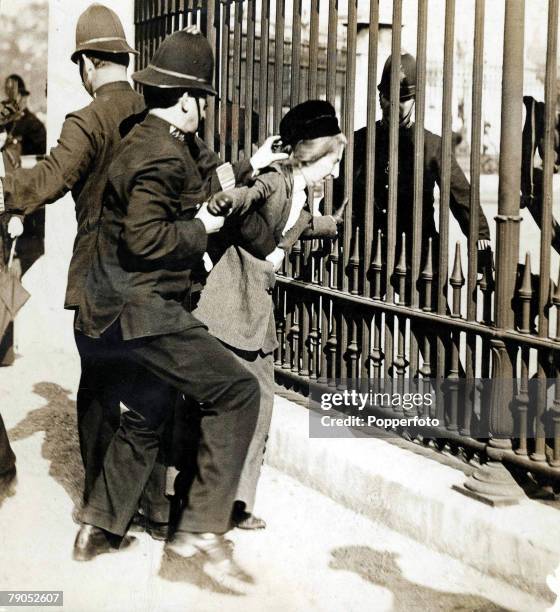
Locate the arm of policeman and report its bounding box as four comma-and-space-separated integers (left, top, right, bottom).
121, 157, 208, 266
3, 112, 95, 216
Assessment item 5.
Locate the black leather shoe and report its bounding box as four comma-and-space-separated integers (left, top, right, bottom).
72, 524, 136, 562
145, 519, 169, 541
128, 513, 169, 541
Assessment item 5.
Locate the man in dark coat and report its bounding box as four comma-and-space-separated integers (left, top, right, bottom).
2, 74, 47, 277
338, 53, 492, 380
0, 5, 168, 521
73, 30, 260, 588
346, 53, 491, 301
2, 74, 46, 157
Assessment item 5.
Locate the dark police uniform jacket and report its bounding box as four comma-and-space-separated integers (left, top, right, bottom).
4, 107, 47, 156
348, 121, 491, 266
75, 113, 253, 341
2, 81, 145, 308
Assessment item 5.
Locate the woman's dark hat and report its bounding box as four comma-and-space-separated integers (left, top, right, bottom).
71, 4, 138, 63
279, 100, 341, 147
378, 53, 417, 101
132, 30, 217, 96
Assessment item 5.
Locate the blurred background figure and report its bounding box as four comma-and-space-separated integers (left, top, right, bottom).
1, 75, 46, 280
2, 74, 46, 157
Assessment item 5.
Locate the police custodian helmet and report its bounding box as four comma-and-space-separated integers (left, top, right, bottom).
132, 30, 217, 97
71, 4, 138, 64
378, 53, 417, 101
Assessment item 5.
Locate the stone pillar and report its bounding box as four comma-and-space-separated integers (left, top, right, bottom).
17, 0, 135, 356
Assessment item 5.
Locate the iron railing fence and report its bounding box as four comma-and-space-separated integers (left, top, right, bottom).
135, 0, 560, 500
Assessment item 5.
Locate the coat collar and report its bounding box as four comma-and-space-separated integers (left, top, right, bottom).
94, 80, 135, 97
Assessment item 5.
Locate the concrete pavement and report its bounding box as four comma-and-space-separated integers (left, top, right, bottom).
0, 347, 552, 611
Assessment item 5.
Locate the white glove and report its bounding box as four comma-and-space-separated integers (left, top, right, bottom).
195, 202, 225, 234
265, 246, 285, 272
7, 216, 24, 238
250, 136, 289, 172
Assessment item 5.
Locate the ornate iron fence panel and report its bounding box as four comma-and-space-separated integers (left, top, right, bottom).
135, 0, 560, 498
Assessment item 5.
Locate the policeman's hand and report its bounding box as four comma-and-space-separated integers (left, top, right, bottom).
195, 202, 225, 234
183, 25, 201, 35
476, 239, 494, 275
7, 216, 24, 238
265, 246, 285, 272
331, 197, 349, 225
207, 191, 233, 216
250, 136, 289, 172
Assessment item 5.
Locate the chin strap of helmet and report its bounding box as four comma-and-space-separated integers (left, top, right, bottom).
194, 96, 202, 128
399, 99, 415, 129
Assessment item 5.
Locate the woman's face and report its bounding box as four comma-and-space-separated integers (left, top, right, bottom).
302, 144, 345, 185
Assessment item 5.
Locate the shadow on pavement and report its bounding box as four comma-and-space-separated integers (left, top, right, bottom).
329, 546, 511, 612
8, 381, 83, 507
159, 549, 245, 596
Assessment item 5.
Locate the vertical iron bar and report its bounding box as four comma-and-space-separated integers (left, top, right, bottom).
308, 0, 320, 98
244, 0, 256, 154
464, 0, 485, 434
435, 0, 455, 387
259, 0, 271, 143
383, 0, 403, 386
385, 0, 402, 303
326, 0, 338, 105
231, 0, 243, 161
273, 0, 285, 132
204, 0, 218, 148
411, 0, 428, 310
291, 0, 303, 107
219, 1, 231, 160
410, 0, 428, 379
362, 0, 379, 297
342, 0, 357, 294
538, 0, 558, 339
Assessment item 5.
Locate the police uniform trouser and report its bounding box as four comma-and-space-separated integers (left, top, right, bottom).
74, 330, 172, 523
79, 321, 259, 537
0, 412, 15, 478
171, 346, 274, 516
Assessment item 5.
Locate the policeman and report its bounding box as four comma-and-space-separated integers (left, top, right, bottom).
346, 53, 492, 299
73, 30, 260, 589
0, 5, 162, 519
2, 74, 46, 156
